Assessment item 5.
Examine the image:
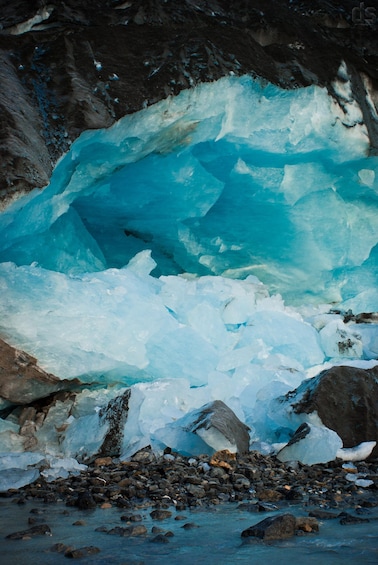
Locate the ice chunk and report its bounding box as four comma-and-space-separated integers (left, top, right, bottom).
277, 423, 343, 465
336, 441, 376, 462
41, 456, 87, 482
0, 452, 45, 470
0, 468, 40, 492
319, 319, 363, 359
0, 452, 45, 492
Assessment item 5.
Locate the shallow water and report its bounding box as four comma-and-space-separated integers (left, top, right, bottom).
0, 499, 377, 564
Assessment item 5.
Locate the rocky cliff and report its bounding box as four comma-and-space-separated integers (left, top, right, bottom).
1, 0, 378, 205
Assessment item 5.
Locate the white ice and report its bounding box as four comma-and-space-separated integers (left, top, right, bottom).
337, 441, 377, 462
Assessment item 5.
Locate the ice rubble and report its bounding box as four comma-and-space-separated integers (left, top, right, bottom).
0, 74, 377, 486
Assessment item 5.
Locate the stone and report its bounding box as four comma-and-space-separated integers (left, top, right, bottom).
6, 524, 52, 539
309, 510, 339, 520
184, 400, 250, 454
150, 509, 172, 521
150, 534, 169, 543
295, 517, 319, 533
75, 492, 96, 510
210, 450, 237, 471
97, 390, 131, 457
281, 365, 378, 459
0, 338, 81, 405
241, 514, 297, 540
94, 457, 113, 467
339, 512, 370, 525
64, 546, 100, 558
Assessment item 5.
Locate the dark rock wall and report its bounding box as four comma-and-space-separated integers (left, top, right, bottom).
0, 0, 378, 204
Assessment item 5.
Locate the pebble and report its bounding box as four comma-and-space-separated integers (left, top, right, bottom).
5, 449, 378, 528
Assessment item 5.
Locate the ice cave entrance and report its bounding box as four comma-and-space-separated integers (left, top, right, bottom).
0, 73, 377, 309
0, 73, 377, 462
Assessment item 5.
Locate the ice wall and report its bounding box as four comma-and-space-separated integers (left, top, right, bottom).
0, 74, 377, 305
0, 73, 377, 474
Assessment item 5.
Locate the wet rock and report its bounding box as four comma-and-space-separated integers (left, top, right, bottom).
185, 400, 250, 454
295, 516, 319, 533
339, 511, 370, 525
309, 509, 339, 520
121, 514, 143, 522
150, 533, 169, 543
6, 524, 52, 539
108, 524, 147, 537
64, 546, 100, 558
150, 509, 172, 521
181, 522, 200, 530
75, 491, 96, 510
51, 543, 74, 553
241, 514, 297, 540
238, 502, 275, 513
255, 488, 284, 502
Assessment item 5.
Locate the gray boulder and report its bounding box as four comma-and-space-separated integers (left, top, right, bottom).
155, 400, 250, 456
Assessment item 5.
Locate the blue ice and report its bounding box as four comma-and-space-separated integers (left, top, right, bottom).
0, 74, 377, 471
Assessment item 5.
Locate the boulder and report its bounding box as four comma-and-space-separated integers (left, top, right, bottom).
0, 338, 82, 406
281, 365, 378, 459
6, 524, 51, 539
185, 400, 250, 454
241, 513, 319, 541
241, 514, 297, 541
156, 400, 250, 456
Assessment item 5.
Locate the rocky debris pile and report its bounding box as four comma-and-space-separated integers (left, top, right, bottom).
2, 447, 377, 555
4, 448, 377, 513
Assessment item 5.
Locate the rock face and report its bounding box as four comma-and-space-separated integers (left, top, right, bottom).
0, 338, 81, 406
0, 0, 378, 204
186, 400, 250, 454
98, 389, 131, 457
283, 365, 378, 459
158, 399, 250, 455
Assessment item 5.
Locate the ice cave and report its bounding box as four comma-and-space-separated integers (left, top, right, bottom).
0, 72, 377, 486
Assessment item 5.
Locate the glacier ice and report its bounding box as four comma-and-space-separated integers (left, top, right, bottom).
337, 441, 377, 462
0, 74, 377, 480
277, 423, 343, 465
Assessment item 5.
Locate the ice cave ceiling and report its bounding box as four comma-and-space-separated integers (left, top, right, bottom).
0, 75, 377, 306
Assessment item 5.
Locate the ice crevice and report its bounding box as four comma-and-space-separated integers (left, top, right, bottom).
0, 74, 377, 483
